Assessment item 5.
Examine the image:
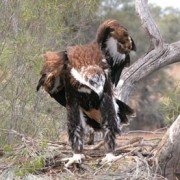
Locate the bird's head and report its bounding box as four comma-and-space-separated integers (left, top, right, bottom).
96, 19, 136, 54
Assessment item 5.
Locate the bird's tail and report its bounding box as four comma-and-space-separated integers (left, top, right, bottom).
116, 99, 134, 124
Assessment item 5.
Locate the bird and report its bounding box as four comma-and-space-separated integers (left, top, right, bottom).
37, 19, 136, 116
96, 19, 136, 86
36, 19, 136, 167
37, 50, 133, 167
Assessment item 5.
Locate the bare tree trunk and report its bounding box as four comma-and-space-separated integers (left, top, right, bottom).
153, 115, 180, 179
115, 0, 180, 103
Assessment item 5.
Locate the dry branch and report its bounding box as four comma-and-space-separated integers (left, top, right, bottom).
84, 141, 104, 151
152, 115, 180, 179
116, 0, 180, 103
135, 0, 163, 48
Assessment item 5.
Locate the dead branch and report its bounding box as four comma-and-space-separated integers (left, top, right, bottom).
116, 0, 180, 103
135, 0, 163, 48
124, 130, 166, 135
151, 115, 180, 179
115, 142, 141, 153
115, 137, 158, 154
84, 141, 104, 151
122, 137, 143, 145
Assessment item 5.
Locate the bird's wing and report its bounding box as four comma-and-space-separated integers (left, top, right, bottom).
36, 51, 68, 107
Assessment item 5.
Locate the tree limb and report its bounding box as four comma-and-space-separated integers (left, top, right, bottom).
151, 115, 180, 179
115, 0, 180, 103
135, 0, 163, 48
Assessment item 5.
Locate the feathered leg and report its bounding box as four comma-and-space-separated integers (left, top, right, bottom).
61, 84, 85, 167
99, 79, 122, 164
101, 93, 120, 150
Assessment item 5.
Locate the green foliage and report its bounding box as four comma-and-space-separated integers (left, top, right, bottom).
1, 140, 49, 177
160, 82, 180, 125
0, 0, 100, 146
157, 7, 180, 43
3, 145, 13, 154
15, 156, 45, 176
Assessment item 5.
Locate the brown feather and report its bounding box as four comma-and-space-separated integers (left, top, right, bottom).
67, 42, 103, 70
40, 51, 66, 92
82, 108, 102, 124
41, 51, 65, 77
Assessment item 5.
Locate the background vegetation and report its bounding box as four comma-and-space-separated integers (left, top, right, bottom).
0, 0, 179, 147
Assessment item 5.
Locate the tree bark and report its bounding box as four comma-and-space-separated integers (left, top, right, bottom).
115, 0, 180, 103
153, 115, 180, 179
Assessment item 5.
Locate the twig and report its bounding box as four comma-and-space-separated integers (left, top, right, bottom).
122, 137, 143, 145
154, 127, 168, 132
115, 137, 143, 152
123, 130, 165, 135
115, 142, 140, 153
0, 128, 37, 146
63, 167, 74, 176
84, 141, 104, 151
93, 161, 109, 175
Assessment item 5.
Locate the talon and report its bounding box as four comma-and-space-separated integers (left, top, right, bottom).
61, 154, 85, 168
101, 153, 122, 165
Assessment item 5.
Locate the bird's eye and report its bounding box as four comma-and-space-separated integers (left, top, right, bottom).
89, 79, 95, 85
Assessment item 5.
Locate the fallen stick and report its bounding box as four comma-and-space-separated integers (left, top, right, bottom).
115, 138, 158, 154
115, 142, 140, 153
84, 141, 104, 151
